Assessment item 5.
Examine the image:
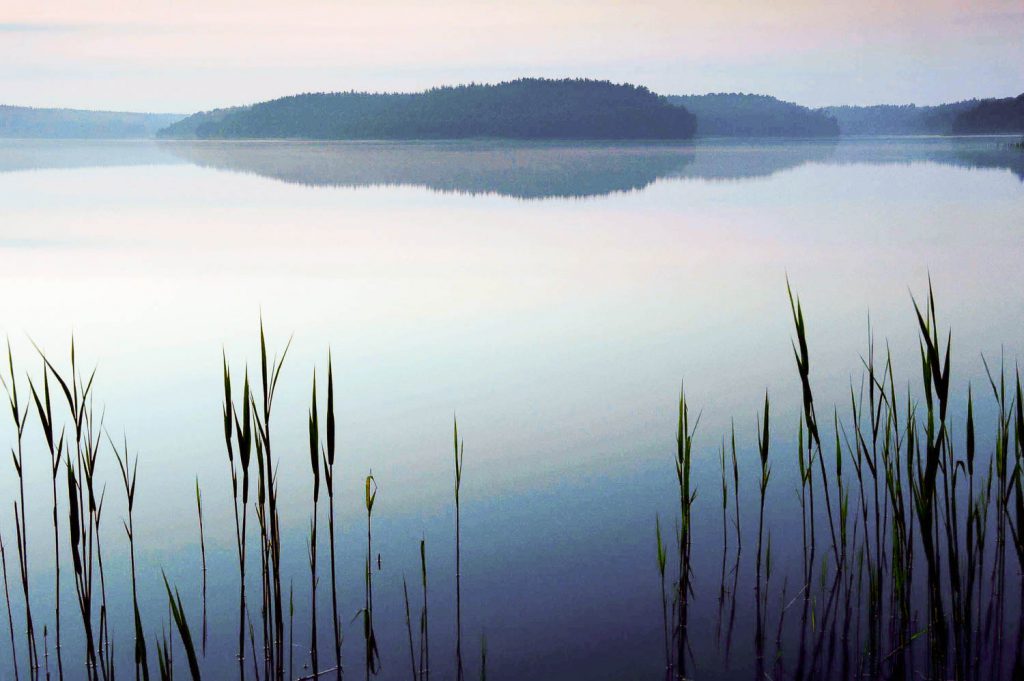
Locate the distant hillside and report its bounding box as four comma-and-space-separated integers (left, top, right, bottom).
153, 106, 242, 139
666, 93, 838, 137
158, 79, 697, 140
952, 94, 1024, 134
821, 100, 980, 135
0, 105, 184, 139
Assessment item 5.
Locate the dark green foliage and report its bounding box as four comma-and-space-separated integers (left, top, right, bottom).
674, 387, 698, 679
163, 574, 202, 681
655, 516, 670, 676
158, 79, 697, 140
667, 93, 838, 137
952, 94, 1024, 134
155, 627, 172, 681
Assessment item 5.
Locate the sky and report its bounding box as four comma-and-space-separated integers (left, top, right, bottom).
1, 0, 1022, 113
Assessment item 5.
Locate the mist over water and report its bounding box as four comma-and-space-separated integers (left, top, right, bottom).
0, 137, 1022, 679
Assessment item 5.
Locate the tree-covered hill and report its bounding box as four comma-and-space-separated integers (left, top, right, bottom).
952, 94, 1024, 134
666, 93, 838, 137
0, 105, 184, 139
158, 79, 697, 140
820, 100, 981, 135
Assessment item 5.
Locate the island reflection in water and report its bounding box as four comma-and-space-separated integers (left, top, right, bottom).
2, 137, 1020, 199
157, 136, 1022, 196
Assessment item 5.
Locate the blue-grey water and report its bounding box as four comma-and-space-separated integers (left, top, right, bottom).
0, 137, 1022, 679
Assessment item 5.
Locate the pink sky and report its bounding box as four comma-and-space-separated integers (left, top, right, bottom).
1, 0, 1021, 112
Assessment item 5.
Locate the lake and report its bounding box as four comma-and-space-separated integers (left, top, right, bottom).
0, 136, 1022, 680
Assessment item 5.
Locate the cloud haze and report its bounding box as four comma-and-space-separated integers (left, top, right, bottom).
1, 0, 1021, 112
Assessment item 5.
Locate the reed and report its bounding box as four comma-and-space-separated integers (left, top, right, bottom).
718, 442, 728, 559
247, 612, 260, 681
787, 280, 840, 566
155, 626, 171, 681
112, 437, 148, 681
911, 283, 951, 677
453, 419, 465, 681
221, 356, 240, 667
39, 341, 103, 681
28, 367, 65, 681
1, 526, 19, 681
323, 355, 343, 680
4, 345, 38, 677
982, 353, 1011, 680
361, 474, 380, 681
673, 386, 698, 679
254, 322, 291, 680
418, 537, 429, 681
66, 461, 98, 681
755, 392, 771, 590
730, 424, 740, 554
163, 574, 202, 681
224, 359, 253, 674
255, 435, 271, 681
796, 416, 810, 580
403, 577, 415, 681
0, 290, 1021, 679
289, 581, 294, 681
196, 480, 207, 658
307, 372, 321, 678
655, 516, 669, 679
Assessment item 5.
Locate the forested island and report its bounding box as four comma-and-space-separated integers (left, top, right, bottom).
3, 82, 1020, 141
0, 105, 183, 139
158, 79, 697, 140
667, 93, 839, 137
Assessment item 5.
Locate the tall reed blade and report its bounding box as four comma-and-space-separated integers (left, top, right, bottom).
323, 353, 343, 680
453, 419, 465, 681
29, 368, 65, 681
307, 370, 320, 678
163, 574, 202, 681
3, 344, 38, 677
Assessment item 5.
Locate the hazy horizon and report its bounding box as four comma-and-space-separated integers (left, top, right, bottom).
2, 78, 1022, 117
2, 0, 1021, 113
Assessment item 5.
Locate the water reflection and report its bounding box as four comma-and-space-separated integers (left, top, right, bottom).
829, 136, 1024, 181
156, 139, 848, 194
0, 139, 184, 173
157, 137, 1024, 193
2, 137, 1020, 199
160, 140, 698, 199
0, 135, 1022, 680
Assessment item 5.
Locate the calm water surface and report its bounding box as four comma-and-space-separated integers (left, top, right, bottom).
0, 137, 1022, 679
